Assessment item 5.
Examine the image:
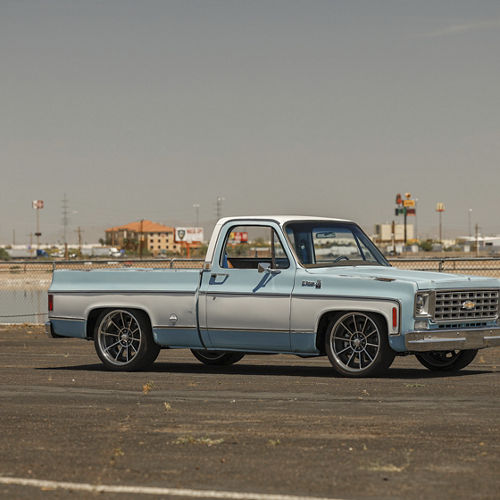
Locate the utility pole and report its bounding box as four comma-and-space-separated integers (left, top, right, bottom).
468, 208, 472, 239
75, 227, 83, 255
62, 194, 70, 259
391, 220, 396, 254
475, 223, 479, 257
12, 229, 15, 246
139, 219, 144, 259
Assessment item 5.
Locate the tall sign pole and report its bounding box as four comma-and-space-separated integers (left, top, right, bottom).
32, 200, 44, 249
394, 193, 416, 247
436, 203, 445, 245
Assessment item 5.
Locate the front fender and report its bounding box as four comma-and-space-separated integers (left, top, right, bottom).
290, 295, 406, 353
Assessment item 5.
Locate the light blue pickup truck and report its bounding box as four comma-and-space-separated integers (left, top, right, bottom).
46, 216, 500, 377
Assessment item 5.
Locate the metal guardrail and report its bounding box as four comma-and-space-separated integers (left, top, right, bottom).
1, 257, 500, 324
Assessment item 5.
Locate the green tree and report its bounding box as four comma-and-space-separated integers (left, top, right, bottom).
419, 239, 433, 252
0, 248, 10, 260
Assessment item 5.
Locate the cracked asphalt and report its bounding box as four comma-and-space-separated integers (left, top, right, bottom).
0, 325, 499, 499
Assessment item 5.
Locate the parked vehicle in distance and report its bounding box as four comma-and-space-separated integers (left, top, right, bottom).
46, 216, 500, 377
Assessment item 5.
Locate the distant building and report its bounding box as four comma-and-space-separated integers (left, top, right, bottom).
374, 223, 414, 244
105, 220, 179, 255
460, 235, 500, 253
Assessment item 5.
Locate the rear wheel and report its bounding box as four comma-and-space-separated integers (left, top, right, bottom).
94, 309, 160, 371
191, 349, 244, 366
415, 349, 478, 372
325, 312, 395, 377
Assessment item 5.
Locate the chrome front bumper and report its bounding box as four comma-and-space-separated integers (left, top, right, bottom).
405, 326, 500, 352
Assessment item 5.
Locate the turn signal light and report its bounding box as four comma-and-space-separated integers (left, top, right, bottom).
392, 307, 398, 329
48, 294, 54, 312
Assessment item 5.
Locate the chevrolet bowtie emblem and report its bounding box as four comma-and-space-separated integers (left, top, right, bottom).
462, 300, 476, 310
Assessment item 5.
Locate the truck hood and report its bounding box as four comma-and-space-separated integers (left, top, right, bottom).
304, 265, 500, 290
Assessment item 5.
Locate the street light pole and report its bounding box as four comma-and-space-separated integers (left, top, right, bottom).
216, 196, 225, 220
32, 200, 44, 250
193, 203, 200, 227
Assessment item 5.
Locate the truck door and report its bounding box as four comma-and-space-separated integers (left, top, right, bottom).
199, 223, 295, 351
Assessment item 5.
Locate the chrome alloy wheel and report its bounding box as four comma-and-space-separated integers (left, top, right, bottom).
196, 351, 228, 361
330, 313, 381, 373
190, 349, 245, 366
415, 349, 478, 371
97, 310, 142, 366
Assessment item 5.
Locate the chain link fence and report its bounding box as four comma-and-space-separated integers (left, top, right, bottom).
389, 258, 500, 277
1, 257, 499, 324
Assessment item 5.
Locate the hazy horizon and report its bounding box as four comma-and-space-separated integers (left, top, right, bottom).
1, 1, 499, 245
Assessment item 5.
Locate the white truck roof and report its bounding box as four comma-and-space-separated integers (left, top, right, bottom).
215, 215, 352, 225
205, 215, 354, 265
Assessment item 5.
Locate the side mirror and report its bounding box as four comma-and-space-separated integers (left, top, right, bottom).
258, 262, 281, 274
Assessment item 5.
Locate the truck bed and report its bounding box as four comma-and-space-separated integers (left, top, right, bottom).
49, 269, 203, 347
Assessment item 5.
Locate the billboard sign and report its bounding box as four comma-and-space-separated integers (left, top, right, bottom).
32, 200, 44, 210
175, 227, 204, 243
228, 231, 248, 244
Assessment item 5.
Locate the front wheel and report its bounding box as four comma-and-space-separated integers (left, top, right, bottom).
94, 309, 160, 371
325, 312, 395, 377
191, 350, 245, 366
415, 350, 478, 372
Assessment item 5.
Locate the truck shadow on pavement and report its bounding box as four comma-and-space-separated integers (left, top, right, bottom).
38, 362, 492, 379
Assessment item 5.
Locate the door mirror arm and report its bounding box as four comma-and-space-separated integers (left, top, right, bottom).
258, 262, 281, 275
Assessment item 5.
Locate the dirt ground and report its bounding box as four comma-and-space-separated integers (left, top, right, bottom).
0, 325, 499, 499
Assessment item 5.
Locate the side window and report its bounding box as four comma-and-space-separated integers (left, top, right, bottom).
221, 225, 290, 269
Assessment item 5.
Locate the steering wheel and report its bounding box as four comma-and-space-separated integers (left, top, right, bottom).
333, 255, 349, 263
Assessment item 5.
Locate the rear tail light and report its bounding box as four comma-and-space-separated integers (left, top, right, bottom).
48, 294, 54, 312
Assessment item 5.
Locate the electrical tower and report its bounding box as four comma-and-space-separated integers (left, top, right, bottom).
62, 194, 70, 258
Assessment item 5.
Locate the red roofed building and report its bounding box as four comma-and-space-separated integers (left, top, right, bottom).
105, 220, 179, 255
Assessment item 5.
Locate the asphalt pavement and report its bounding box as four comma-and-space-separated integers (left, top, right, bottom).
0, 325, 499, 499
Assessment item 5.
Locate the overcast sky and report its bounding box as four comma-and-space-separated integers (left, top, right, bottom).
1, 0, 499, 245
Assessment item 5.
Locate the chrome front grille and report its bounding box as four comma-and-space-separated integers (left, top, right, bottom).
433, 289, 499, 322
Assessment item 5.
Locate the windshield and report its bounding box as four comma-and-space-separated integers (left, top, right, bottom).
284, 221, 389, 268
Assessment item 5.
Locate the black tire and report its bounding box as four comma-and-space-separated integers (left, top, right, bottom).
325, 312, 395, 377
94, 309, 160, 371
415, 349, 478, 372
191, 349, 245, 366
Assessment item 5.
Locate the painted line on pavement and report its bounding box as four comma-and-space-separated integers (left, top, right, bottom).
0, 476, 343, 500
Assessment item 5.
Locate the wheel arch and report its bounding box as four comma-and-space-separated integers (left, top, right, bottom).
315, 308, 390, 354
86, 306, 153, 339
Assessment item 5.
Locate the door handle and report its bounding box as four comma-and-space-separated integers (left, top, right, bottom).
210, 273, 229, 285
